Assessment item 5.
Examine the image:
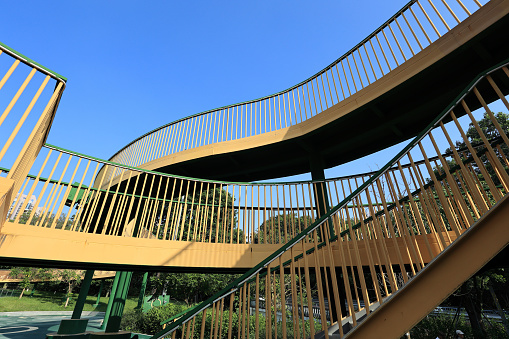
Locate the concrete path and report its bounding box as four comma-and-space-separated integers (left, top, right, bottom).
0, 312, 104, 339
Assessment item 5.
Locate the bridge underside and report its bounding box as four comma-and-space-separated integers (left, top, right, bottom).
0, 222, 455, 273
142, 1, 509, 182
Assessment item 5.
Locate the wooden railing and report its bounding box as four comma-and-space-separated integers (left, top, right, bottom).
0, 42, 66, 226
151, 60, 509, 339
3, 140, 483, 246
105, 0, 487, 173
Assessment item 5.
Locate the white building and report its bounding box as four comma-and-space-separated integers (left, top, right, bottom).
7, 193, 37, 220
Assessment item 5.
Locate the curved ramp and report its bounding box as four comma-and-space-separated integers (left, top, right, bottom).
105, 0, 509, 181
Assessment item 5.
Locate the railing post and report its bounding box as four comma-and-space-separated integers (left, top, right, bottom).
136, 272, 149, 310
104, 271, 133, 333
72, 270, 95, 319
0, 177, 14, 231
101, 271, 121, 330
309, 154, 333, 235
94, 279, 105, 307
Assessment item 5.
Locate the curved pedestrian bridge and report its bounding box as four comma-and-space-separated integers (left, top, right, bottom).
1, 1, 509, 338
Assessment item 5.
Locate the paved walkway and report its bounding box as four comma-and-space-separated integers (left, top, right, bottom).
0, 312, 104, 338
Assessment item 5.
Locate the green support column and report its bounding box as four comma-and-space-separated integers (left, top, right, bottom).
94, 279, 104, 307
101, 271, 121, 330
136, 272, 148, 310
105, 271, 133, 333
72, 270, 94, 319
309, 154, 332, 232
53, 270, 95, 336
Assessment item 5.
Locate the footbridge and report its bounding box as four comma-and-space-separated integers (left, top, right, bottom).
0, 0, 509, 338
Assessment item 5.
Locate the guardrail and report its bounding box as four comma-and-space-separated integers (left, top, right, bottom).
0, 41, 66, 221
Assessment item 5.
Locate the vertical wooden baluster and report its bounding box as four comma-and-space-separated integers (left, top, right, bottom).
298, 86, 307, 121
340, 60, 352, 96
409, 6, 433, 44
351, 52, 365, 88
320, 74, 328, 109
428, 131, 475, 226
352, 191, 384, 311
357, 48, 371, 85
345, 56, 359, 92
369, 39, 385, 76
278, 256, 287, 339
388, 22, 407, 61
427, 0, 451, 30
286, 91, 293, 125
395, 162, 435, 259
0, 68, 36, 127
0, 59, 20, 94
292, 89, 300, 123
363, 181, 399, 293
200, 308, 207, 339
100, 166, 124, 235
375, 34, 392, 72
14, 150, 52, 224
314, 77, 324, 113
417, 1, 442, 37
288, 247, 300, 339
300, 240, 315, 338
276, 95, 282, 129
450, 111, 502, 204
395, 16, 415, 56
407, 153, 449, 249
363, 44, 378, 81
384, 172, 421, 273
306, 82, 314, 117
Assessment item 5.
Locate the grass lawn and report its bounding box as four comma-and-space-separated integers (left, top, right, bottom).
0, 290, 138, 312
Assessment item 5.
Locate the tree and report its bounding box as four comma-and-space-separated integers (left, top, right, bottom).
17, 211, 40, 225
255, 213, 313, 244
149, 186, 242, 243
9, 267, 54, 298
58, 269, 83, 307
149, 272, 239, 305
451, 111, 509, 186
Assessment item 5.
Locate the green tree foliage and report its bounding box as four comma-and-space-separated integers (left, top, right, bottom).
149, 273, 239, 305
153, 187, 242, 243
58, 269, 82, 307
450, 111, 509, 186
255, 213, 313, 244
17, 211, 74, 229
9, 267, 54, 298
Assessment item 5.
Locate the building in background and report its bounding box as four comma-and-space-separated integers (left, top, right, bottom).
7, 194, 37, 220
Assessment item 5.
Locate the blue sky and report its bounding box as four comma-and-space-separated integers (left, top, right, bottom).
1, 1, 408, 160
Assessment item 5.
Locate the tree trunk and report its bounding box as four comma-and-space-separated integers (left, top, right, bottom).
19, 288, 24, 299
65, 284, 72, 307
462, 277, 487, 339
